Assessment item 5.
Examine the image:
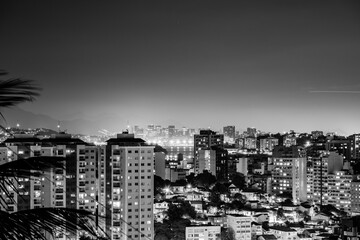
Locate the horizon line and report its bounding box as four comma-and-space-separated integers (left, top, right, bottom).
309, 90, 360, 94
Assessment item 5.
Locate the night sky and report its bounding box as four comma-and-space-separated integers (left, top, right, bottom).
1, 1, 360, 134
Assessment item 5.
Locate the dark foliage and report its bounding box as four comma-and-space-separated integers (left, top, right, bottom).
229, 172, 246, 189
193, 170, 217, 188
0, 78, 40, 109
221, 227, 235, 240
167, 201, 196, 221
155, 219, 191, 240
0, 156, 66, 208
0, 208, 105, 240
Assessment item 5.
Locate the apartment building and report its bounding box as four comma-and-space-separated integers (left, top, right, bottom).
105, 132, 154, 240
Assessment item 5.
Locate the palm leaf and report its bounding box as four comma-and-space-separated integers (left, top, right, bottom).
0, 208, 107, 240
0, 156, 66, 208
0, 78, 41, 108
0, 156, 65, 178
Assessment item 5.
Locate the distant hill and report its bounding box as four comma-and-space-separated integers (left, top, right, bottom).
0, 107, 126, 135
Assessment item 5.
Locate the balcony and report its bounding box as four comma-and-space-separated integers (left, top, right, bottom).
55, 189, 63, 194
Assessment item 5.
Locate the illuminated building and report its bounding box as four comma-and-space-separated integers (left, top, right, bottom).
325, 138, 351, 160
185, 225, 221, 240
350, 134, 360, 160
292, 156, 307, 204
194, 130, 223, 175
259, 137, 279, 152
283, 135, 297, 147
327, 170, 352, 211
223, 126, 235, 144
308, 152, 344, 205
165, 145, 193, 169
105, 132, 154, 240
214, 147, 231, 180
271, 146, 307, 203
0, 133, 105, 240
165, 168, 187, 182
195, 149, 216, 175
244, 137, 257, 149
351, 178, 360, 213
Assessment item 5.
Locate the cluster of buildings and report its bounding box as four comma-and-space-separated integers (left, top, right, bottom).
2, 125, 360, 240
0, 131, 154, 240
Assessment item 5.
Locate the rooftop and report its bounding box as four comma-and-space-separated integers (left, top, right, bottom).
260, 235, 277, 240
269, 226, 296, 232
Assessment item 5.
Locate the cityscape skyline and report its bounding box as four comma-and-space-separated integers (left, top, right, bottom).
1, 1, 360, 135
2, 1, 360, 240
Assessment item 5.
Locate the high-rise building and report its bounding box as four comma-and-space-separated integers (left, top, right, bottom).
105, 132, 154, 240
194, 130, 223, 175
327, 170, 352, 211
325, 138, 351, 160
247, 127, 257, 138
0, 133, 106, 240
308, 152, 344, 205
236, 157, 248, 176
154, 151, 166, 179
350, 134, 360, 160
168, 125, 176, 138
223, 126, 235, 144
350, 178, 360, 213
215, 147, 231, 181
244, 137, 257, 149
271, 146, 307, 203
195, 149, 216, 175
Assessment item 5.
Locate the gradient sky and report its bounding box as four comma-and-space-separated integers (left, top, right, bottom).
1, 0, 360, 134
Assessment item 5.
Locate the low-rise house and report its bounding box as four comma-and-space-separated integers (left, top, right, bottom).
241, 207, 269, 218
286, 223, 305, 234
154, 201, 170, 222
229, 184, 240, 196
279, 203, 299, 212
253, 213, 270, 223
154, 201, 169, 214
171, 184, 186, 193
189, 200, 204, 213
208, 215, 227, 227
186, 225, 221, 240
267, 226, 298, 240
186, 191, 204, 201
242, 189, 263, 201
303, 229, 328, 239
246, 200, 261, 209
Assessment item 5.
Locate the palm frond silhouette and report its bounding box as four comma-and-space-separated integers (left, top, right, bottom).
0, 71, 106, 239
